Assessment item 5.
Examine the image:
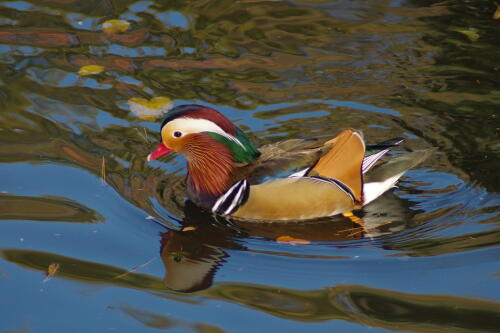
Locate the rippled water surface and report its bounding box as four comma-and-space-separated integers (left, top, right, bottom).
1, 0, 499, 332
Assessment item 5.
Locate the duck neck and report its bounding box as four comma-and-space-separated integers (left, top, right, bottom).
183, 137, 234, 206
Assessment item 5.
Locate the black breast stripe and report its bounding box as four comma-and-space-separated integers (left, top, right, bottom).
211, 180, 250, 216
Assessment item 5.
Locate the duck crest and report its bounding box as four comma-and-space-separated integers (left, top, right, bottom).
162, 104, 260, 163
162, 104, 237, 135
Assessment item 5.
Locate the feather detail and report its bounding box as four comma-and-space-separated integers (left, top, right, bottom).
312, 129, 365, 203
212, 179, 249, 215
204, 132, 260, 163
363, 148, 436, 205
288, 167, 310, 178
362, 148, 390, 174
183, 134, 234, 198
363, 137, 404, 174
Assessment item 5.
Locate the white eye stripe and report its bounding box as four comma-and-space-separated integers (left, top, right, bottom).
166, 117, 246, 150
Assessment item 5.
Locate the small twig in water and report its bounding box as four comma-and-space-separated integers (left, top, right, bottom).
112, 257, 157, 280
101, 155, 106, 185
135, 127, 150, 145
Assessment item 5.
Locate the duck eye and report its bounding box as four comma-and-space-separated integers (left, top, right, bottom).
173, 131, 182, 138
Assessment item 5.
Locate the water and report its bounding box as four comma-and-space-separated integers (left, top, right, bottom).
1, 0, 499, 332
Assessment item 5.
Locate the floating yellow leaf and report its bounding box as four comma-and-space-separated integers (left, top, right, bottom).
47, 263, 60, 276
276, 235, 310, 245
43, 263, 60, 283
456, 29, 480, 42
128, 97, 173, 120
182, 226, 196, 232
494, 6, 500, 20
102, 19, 130, 34
78, 65, 104, 76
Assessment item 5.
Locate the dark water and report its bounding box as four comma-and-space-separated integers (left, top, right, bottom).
1, 0, 499, 332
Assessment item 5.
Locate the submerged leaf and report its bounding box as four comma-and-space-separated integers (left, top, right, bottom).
456, 29, 480, 42
128, 97, 173, 120
494, 6, 500, 20
102, 19, 130, 34
78, 65, 104, 76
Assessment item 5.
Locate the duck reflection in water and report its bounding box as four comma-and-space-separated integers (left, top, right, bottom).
159, 202, 242, 293
158, 193, 417, 293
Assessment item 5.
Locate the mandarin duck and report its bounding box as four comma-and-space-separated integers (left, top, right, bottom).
148, 104, 434, 222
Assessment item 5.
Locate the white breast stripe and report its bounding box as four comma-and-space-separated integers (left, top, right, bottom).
212, 180, 249, 216
223, 181, 247, 215
212, 181, 241, 213
211, 180, 247, 215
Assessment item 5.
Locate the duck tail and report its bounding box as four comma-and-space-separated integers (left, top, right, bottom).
363, 137, 404, 174
362, 148, 436, 205
312, 129, 365, 203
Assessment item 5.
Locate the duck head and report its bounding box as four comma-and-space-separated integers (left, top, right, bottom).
148, 104, 260, 205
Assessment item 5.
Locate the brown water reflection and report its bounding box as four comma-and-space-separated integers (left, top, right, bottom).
3, 247, 500, 332
0, 194, 103, 223
158, 200, 412, 293
113, 304, 227, 332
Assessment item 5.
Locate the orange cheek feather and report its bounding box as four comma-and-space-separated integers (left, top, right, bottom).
148, 135, 193, 161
